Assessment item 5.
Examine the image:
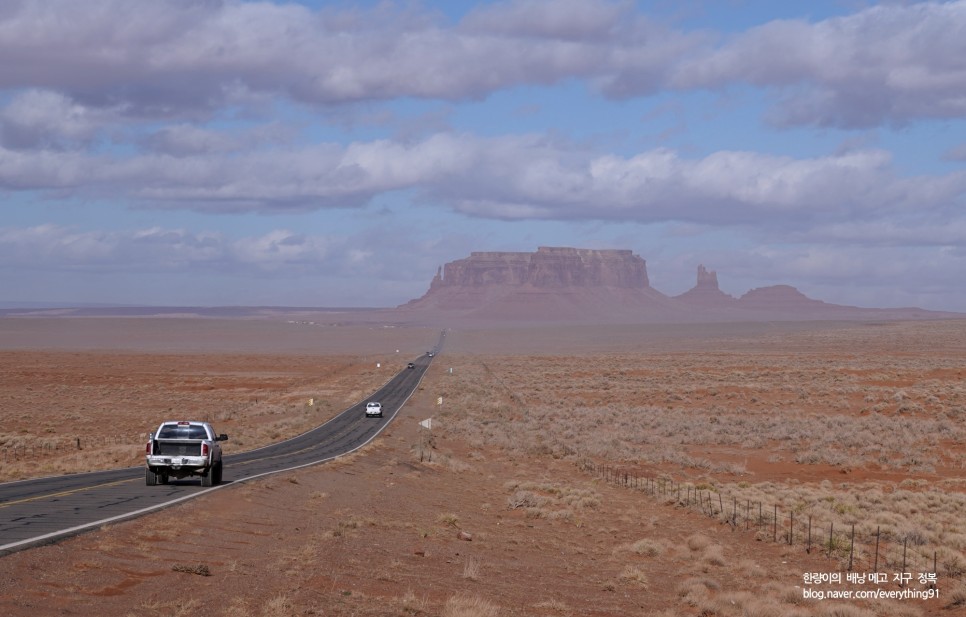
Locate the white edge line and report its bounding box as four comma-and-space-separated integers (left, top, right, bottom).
0, 353, 435, 555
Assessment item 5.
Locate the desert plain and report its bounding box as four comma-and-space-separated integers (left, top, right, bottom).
1, 316, 965, 616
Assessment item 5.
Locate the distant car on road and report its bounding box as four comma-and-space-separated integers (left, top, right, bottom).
365, 402, 383, 418
427, 351, 434, 357
407, 362, 415, 369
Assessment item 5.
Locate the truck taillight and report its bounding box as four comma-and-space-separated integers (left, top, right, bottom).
146, 441, 152, 455
202, 443, 209, 457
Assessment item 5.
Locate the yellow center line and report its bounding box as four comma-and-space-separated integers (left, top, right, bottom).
0, 478, 135, 509
3, 417, 370, 506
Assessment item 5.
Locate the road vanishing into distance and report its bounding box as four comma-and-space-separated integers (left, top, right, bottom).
0, 332, 444, 556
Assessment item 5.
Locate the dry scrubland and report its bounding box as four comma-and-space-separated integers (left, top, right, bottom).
0, 352, 401, 482
1, 318, 965, 616
0, 320, 437, 483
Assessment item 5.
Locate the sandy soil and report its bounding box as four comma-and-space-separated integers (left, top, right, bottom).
0, 318, 963, 616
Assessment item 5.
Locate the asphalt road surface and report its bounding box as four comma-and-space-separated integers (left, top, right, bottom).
0, 333, 443, 556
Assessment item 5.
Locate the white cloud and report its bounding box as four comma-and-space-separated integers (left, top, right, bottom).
0, 0, 694, 109
232, 229, 334, 269
436, 140, 965, 230
0, 224, 224, 267
0, 224, 361, 273
0, 90, 118, 149
2, 134, 963, 233
671, 1, 966, 127
2, 0, 964, 128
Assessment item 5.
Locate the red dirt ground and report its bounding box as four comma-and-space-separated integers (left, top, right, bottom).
0, 318, 962, 616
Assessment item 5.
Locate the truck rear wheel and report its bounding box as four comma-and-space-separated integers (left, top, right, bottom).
145, 468, 158, 486
213, 462, 223, 485
201, 466, 214, 487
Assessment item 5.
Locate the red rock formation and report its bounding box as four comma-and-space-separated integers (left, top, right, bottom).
401, 247, 679, 322
674, 265, 736, 307
737, 285, 835, 311
396, 248, 962, 324
433, 247, 649, 289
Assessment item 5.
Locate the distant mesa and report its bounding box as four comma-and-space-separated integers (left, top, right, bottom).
738, 284, 835, 311
400, 247, 959, 324
401, 247, 680, 322
425, 247, 648, 291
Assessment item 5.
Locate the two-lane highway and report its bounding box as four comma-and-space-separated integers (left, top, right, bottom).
0, 333, 444, 556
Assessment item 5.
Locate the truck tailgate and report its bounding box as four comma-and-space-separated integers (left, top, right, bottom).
155, 441, 203, 456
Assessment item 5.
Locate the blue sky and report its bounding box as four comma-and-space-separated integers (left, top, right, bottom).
1, 0, 965, 310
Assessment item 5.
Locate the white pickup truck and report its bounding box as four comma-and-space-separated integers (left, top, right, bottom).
145, 421, 228, 487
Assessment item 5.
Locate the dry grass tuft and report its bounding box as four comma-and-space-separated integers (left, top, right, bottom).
399, 589, 430, 614
437, 512, 461, 527
686, 534, 711, 552
628, 538, 663, 557
618, 564, 649, 587
442, 593, 500, 617
462, 555, 483, 581
700, 544, 727, 566
946, 582, 966, 608
261, 594, 293, 617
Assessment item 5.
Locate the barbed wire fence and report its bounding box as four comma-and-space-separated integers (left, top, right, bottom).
580, 459, 960, 586
0, 434, 149, 463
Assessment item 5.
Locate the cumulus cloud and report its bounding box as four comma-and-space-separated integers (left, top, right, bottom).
2, 134, 963, 232
2, 0, 964, 129
671, 1, 966, 127
0, 90, 118, 149
428, 139, 965, 231
0, 225, 224, 268
0, 0, 701, 112
0, 224, 359, 274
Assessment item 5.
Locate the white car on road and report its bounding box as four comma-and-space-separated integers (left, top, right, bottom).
365, 402, 383, 418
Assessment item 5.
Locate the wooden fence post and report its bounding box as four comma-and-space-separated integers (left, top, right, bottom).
773, 505, 778, 543
848, 524, 855, 571
901, 537, 908, 586
874, 526, 880, 572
